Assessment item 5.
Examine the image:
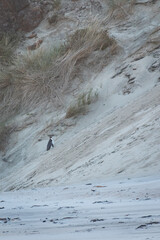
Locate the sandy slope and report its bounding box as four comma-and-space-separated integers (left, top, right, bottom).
1, 53, 160, 191
0, 1, 160, 239
1, 0, 160, 191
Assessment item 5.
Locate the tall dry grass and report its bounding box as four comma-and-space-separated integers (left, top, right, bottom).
51, 0, 61, 9
57, 21, 116, 91
105, 0, 136, 19
0, 18, 118, 119
0, 33, 21, 65
0, 121, 15, 151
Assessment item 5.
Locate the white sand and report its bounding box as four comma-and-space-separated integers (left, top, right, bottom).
1, 177, 160, 240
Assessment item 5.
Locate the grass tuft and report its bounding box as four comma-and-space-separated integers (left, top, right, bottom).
0, 33, 21, 65
105, 0, 136, 19
58, 19, 116, 90
66, 89, 98, 118
51, 0, 61, 9
0, 122, 15, 152
19, 44, 66, 72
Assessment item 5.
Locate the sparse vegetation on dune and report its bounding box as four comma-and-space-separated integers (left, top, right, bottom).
0, 121, 15, 152
59, 20, 117, 90
51, 0, 61, 9
66, 89, 98, 118
0, 18, 118, 120
105, 0, 136, 18
19, 44, 66, 72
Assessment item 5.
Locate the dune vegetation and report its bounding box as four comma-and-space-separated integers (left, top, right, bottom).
0, 19, 117, 121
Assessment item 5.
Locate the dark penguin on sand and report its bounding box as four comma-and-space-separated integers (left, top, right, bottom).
47, 136, 54, 151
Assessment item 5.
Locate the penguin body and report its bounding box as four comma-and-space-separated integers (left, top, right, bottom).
47, 137, 54, 151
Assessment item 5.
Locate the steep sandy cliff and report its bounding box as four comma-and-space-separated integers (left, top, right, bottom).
0, 0, 160, 191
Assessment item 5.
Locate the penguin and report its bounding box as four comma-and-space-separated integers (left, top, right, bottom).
47, 136, 54, 151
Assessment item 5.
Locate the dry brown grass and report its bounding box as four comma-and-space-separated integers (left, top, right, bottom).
0, 122, 15, 152
105, 0, 136, 19
0, 19, 118, 119
56, 20, 117, 91
51, 0, 61, 9
0, 33, 21, 65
